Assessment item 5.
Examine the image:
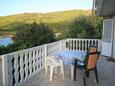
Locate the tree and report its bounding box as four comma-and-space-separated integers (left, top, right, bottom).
67, 16, 96, 39
95, 17, 104, 39
14, 22, 56, 48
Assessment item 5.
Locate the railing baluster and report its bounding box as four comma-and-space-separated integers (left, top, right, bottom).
20, 53, 24, 82
69, 39, 70, 50
29, 50, 32, 76
40, 49, 42, 68
36, 49, 39, 71
33, 50, 35, 72
83, 40, 85, 51
25, 52, 28, 79
78, 40, 79, 50
74, 39, 76, 50
71, 40, 74, 50
14, 54, 19, 86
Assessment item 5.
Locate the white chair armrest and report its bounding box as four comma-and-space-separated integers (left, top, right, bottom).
55, 59, 63, 64
47, 56, 63, 64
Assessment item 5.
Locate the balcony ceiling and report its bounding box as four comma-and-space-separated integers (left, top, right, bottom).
95, 0, 115, 17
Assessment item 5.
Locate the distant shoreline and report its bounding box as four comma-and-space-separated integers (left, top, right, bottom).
0, 35, 14, 39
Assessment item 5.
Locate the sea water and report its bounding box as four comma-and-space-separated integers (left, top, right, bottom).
0, 37, 13, 46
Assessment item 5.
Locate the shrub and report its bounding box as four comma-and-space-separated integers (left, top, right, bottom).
14, 22, 56, 48
67, 16, 96, 39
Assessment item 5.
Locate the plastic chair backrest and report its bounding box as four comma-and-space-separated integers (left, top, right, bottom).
86, 52, 100, 70
88, 46, 97, 53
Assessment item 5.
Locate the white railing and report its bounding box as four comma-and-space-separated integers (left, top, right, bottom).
1, 38, 101, 86
2, 45, 45, 86
67, 38, 101, 51
47, 39, 67, 56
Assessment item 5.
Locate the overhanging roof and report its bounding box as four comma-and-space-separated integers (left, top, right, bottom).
95, 0, 115, 17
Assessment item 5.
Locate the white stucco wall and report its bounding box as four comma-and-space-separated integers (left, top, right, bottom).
102, 19, 113, 57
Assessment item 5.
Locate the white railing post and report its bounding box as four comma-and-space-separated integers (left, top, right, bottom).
44, 44, 47, 69
29, 50, 32, 76
2, 55, 9, 86
44, 44, 47, 57
14, 55, 19, 86
98, 40, 102, 51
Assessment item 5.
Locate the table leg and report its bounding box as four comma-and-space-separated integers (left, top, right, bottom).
71, 64, 74, 80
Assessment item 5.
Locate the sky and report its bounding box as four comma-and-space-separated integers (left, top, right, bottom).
0, 0, 93, 16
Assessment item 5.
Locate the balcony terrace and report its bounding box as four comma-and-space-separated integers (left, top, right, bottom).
0, 38, 115, 86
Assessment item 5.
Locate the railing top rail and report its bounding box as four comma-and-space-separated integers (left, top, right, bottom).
68, 38, 101, 40
0, 38, 68, 56
1, 44, 45, 56
46, 39, 67, 45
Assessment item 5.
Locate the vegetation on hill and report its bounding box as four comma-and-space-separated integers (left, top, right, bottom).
15, 22, 55, 47
67, 16, 96, 38
0, 10, 92, 38
0, 22, 55, 55
0, 10, 104, 55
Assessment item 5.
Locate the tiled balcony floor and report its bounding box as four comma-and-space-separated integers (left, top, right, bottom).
23, 56, 115, 86
0, 56, 115, 86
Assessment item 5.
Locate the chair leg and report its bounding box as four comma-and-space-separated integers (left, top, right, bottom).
82, 70, 86, 86
94, 67, 99, 84
86, 71, 90, 78
61, 65, 64, 79
74, 59, 77, 81
55, 67, 57, 74
50, 67, 53, 81
45, 65, 48, 76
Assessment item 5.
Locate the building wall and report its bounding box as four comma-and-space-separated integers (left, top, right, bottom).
102, 19, 113, 57
112, 15, 115, 59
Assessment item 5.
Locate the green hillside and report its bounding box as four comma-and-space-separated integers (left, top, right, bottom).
0, 10, 92, 37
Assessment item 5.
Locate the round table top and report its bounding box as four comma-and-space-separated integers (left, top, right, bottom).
56, 50, 87, 65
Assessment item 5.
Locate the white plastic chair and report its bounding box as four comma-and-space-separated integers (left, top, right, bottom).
45, 56, 64, 81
